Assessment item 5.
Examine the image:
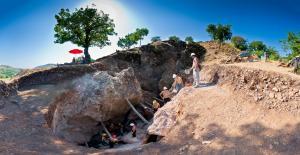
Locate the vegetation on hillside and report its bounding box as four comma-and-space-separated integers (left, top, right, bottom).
117, 28, 149, 49
281, 32, 300, 60
0, 65, 21, 79
206, 24, 232, 43
151, 36, 161, 42
185, 36, 194, 44
231, 36, 247, 51
169, 36, 181, 42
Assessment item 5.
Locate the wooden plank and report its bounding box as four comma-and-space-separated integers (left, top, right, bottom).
126, 98, 150, 124
100, 121, 113, 140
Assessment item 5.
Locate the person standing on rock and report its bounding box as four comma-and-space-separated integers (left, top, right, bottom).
190, 53, 200, 88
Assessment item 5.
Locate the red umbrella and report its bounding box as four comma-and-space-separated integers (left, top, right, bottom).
69, 49, 83, 54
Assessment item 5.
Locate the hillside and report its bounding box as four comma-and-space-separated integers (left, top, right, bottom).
0, 41, 299, 154
199, 41, 240, 64
0, 65, 22, 79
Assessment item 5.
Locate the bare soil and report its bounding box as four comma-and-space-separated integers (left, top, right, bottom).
133, 84, 300, 155
0, 62, 300, 155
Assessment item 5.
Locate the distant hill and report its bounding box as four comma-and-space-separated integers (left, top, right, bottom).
0, 65, 22, 79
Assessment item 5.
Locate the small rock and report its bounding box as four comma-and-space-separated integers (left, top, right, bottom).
269, 93, 275, 99
202, 140, 212, 145
272, 87, 279, 92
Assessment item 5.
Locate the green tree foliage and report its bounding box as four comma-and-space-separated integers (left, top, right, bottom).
117, 33, 137, 49
185, 36, 194, 44
248, 41, 267, 57
117, 28, 149, 49
206, 24, 232, 43
151, 36, 161, 42
169, 36, 180, 42
134, 28, 149, 46
231, 36, 247, 50
267, 47, 280, 61
54, 7, 116, 63
281, 32, 300, 60
248, 41, 280, 60
0, 66, 21, 79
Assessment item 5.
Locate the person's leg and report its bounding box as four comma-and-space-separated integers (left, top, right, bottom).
193, 69, 199, 87
196, 70, 200, 86
193, 69, 196, 86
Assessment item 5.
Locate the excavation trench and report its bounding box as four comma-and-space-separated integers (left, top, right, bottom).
78, 101, 162, 149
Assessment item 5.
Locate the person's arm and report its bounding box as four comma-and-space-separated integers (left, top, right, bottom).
159, 92, 163, 98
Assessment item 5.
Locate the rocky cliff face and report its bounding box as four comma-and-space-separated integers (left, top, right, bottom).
46, 68, 142, 143
98, 40, 206, 93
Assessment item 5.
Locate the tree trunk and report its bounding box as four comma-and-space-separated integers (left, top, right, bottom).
84, 47, 91, 64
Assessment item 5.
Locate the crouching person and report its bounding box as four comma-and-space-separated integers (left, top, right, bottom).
171, 74, 184, 93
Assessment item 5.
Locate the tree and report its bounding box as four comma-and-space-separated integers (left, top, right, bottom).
248, 41, 267, 58
206, 24, 232, 43
117, 33, 137, 49
267, 47, 280, 60
231, 36, 247, 50
134, 28, 149, 46
54, 7, 116, 63
169, 36, 180, 42
117, 28, 149, 49
151, 36, 161, 42
281, 32, 300, 60
185, 36, 194, 44
248, 41, 267, 51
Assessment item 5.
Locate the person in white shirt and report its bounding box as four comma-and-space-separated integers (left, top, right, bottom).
190, 53, 200, 87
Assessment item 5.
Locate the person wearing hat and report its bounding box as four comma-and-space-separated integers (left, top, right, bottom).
130, 123, 137, 138
152, 100, 161, 113
160, 86, 172, 103
171, 74, 184, 93
190, 53, 200, 87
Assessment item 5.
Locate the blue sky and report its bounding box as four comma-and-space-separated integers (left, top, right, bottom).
0, 0, 299, 68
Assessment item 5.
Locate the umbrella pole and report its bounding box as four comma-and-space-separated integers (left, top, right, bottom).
126, 98, 150, 124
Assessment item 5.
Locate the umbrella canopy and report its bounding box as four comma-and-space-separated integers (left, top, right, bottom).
69, 49, 83, 54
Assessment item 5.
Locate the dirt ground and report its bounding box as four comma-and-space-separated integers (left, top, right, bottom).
0, 62, 300, 155
0, 85, 96, 155
226, 61, 299, 79
131, 84, 300, 155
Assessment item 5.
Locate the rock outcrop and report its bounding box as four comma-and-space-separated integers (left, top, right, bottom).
11, 41, 206, 95
46, 68, 142, 143
98, 41, 206, 93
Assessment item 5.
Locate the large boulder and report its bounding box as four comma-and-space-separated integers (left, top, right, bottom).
46, 67, 142, 143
